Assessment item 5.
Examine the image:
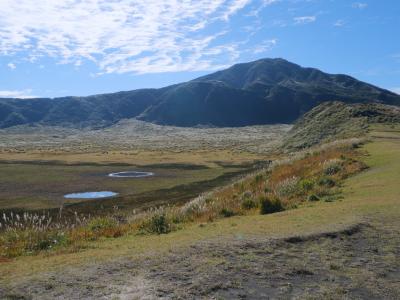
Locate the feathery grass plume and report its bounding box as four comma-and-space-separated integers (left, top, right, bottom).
274, 176, 299, 198
323, 158, 343, 175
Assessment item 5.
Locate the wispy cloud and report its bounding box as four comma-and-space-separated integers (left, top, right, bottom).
7, 63, 16, 70
252, 39, 277, 54
334, 19, 346, 27
0, 0, 277, 75
0, 89, 36, 98
352, 2, 368, 9
246, 0, 279, 17
294, 16, 316, 25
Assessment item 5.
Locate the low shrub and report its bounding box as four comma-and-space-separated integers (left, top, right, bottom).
299, 179, 314, 191
318, 177, 336, 187
323, 159, 342, 175
241, 198, 258, 210
220, 208, 235, 218
140, 213, 171, 234
259, 196, 284, 215
308, 194, 320, 202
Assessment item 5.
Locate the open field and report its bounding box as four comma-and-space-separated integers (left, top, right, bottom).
0, 162, 240, 211
0, 121, 289, 213
0, 120, 290, 163
0, 124, 399, 298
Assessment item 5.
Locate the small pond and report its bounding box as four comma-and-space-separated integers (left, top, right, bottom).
64, 191, 118, 199
108, 171, 154, 178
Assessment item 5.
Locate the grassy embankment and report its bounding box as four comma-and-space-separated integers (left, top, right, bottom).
0, 124, 399, 282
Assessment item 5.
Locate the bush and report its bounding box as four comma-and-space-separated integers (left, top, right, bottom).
34, 231, 68, 250
259, 196, 283, 215
140, 213, 171, 234
318, 177, 336, 187
299, 179, 314, 191
220, 208, 235, 218
308, 194, 320, 202
323, 159, 342, 175
241, 198, 258, 210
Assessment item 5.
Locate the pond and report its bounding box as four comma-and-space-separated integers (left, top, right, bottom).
108, 171, 154, 178
64, 191, 118, 199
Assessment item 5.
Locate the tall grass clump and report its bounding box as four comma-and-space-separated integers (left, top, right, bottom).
323, 158, 343, 175
274, 176, 299, 198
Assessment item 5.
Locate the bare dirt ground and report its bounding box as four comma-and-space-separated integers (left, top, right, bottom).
1, 219, 399, 299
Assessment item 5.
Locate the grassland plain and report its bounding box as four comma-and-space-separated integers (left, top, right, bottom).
0, 162, 240, 211
0, 124, 399, 299
0, 121, 289, 213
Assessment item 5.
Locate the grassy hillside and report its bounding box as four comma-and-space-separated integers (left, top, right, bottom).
283, 101, 400, 150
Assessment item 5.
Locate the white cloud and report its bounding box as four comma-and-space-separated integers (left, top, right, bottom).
294, 16, 316, 25
352, 2, 368, 9
246, 0, 279, 17
7, 63, 16, 70
391, 87, 400, 95
252, 39, 277, 54
221, 0, 252, 21
0, 0, 272, 75
334, 19, 346, 27
0, 89, 36, 98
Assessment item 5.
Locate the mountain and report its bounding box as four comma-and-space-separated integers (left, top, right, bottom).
1, 58, 399, 128
283, 101, 400, 150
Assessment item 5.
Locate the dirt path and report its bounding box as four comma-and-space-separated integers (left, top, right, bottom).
2, 219, 399, 299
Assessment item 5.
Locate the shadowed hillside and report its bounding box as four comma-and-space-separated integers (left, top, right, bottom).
283, 101, 400, 150
1, 58, 400, 128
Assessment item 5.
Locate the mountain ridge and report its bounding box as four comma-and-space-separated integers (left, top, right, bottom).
1, 58, 399, 128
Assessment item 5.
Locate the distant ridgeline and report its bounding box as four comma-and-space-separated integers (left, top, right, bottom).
1, 58, 400, 129
283, 101, 400, 150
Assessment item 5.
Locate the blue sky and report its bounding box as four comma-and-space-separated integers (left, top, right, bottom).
0, 0, 399, 98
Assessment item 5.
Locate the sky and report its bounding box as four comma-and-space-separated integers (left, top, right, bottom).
0, 0, 399, 98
